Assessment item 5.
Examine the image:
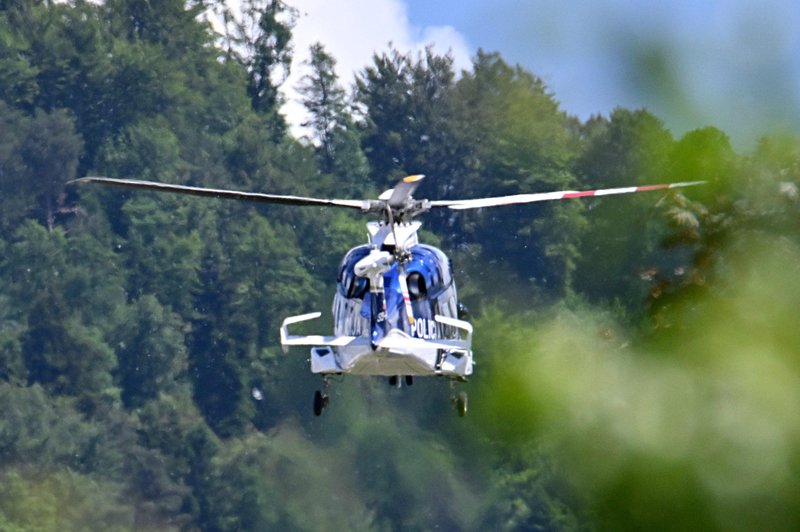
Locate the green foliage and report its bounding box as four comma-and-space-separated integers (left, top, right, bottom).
0, 308, 26, 384
3, 222, 67, 315
23, 288, 118, 412
479, 444, 584, 531
474, 233, 800, 530
204, 426, 374, 530
458, 51, 573, 180
60, 229, 127, 331
0, 102, 30, 233
0, 468, 134, 531
572, 109, 678, 313
346, 416, 482, 530
113, 295, 188, 408
223, 0, 296, 138
189, 211, 318, 436
223, 114, 280, 190
576, 108, 673, 187
0, 11, 38, 108
0, 383, 97, 470
450, 52, 584, 299
356, 46, 461, 188
11, 1, 112, 165
97, 117, 184, 182
104, 0, 213, 57
670, 126, 736, 184
299, 42, 369, 189
0, 106, 83, 232
120, 196, 203, 315
225, 214, 318, 332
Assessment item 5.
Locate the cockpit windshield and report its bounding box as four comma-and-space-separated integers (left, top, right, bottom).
337, 245, 370, 300
334, 244, 458, 340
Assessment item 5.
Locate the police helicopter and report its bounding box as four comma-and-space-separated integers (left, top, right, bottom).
70, 174, 704, 416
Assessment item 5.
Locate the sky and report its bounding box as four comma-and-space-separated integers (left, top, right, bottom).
279, 0, 800, 147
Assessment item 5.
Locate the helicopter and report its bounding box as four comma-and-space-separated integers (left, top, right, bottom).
70, 174, 704, 416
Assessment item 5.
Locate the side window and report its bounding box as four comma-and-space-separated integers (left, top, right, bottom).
407, 272, 427, 300
338, 246, 370, 299
346, 275, 368, 299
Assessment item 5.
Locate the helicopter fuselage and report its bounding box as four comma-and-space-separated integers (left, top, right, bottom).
280, 222, 474, 380
327, 242, 471, 375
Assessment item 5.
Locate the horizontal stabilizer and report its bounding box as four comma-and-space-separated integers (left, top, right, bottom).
280, 312, 363, 353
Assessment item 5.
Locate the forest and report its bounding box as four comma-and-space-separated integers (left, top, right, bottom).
1, 0, 799, 530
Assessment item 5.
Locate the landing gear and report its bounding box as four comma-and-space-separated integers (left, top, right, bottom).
313, 390, 328, 416
456, 391, 468, 417
313, 375, 331, 416
450, 380, 468, 417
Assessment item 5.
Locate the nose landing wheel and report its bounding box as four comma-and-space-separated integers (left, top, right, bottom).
313, 375, 332, 416
313, 390, 329, 416
450, 380, 468, 417
455, 391, 468, 417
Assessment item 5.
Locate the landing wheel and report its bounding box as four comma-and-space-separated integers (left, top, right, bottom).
313, 390, 329, 416
388, 375, 400, 387
405, 375, 413, 386
456, 391, 468, 417
449, 380, 469, 417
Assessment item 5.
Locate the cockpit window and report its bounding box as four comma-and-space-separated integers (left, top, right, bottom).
337, 245, 371, 300
345, 276, 368, 299
337, 244, 453, 302
407, 245, 453, 300
406, 272, 427, 300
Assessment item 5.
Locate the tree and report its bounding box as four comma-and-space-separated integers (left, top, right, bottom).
0, 8, 38, 109
571, 109, 678, 310
298, 42, 350, 159
449, 52, 584, 299
96, 117, 183, 182
298, 42, 368, 190
575, 107, 673, 188
120, 195, 203, 316
203, 430, 375, 530
113, 295, 189, 408
0, 102, 30, 234
22, 289, 117, 413
246, 0, 294, 115
0, 463, 134, 530
189, 212, 318, 435
216, 0, 296, 139
13, 1, 113, 168
356, 47, 466, 190
646, 128, 757, 329
17, 108, 83, 232
669, 126, 735, 184
104, 0, 214, 59
2, 222, 119, 412
0, 294, 26, 384
3, 220, 68, 318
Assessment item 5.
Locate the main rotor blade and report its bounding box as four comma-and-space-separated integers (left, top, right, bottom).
386, 174, 425, 208
429, 180, 706, 210
68, 176, 366, 210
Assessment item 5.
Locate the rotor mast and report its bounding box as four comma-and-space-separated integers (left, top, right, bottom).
361, 174, 431, 224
